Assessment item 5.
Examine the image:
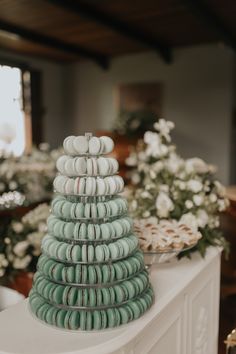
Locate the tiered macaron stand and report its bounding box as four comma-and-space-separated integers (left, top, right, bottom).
29, 133, 154, 331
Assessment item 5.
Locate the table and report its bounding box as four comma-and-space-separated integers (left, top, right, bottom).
0, 247, 221, 354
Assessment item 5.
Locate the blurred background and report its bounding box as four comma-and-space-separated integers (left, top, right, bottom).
0, 1, 235, 353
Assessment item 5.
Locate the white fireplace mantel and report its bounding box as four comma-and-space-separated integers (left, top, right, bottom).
0, 247, 221, 354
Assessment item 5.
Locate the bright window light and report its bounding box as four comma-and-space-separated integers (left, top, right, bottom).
0, 65, 25, 157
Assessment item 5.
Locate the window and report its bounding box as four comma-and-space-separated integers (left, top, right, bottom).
0, 64, 32, 157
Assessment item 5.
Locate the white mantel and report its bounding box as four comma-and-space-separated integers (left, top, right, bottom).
0, 247, 221, 354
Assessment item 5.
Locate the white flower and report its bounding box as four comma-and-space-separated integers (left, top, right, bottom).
144, 131, 169, 158
142, 211, 151, 218
179, 181, 186, 190
179, 213, 198, 232
152, 161, 164, 173
193, 195, 203, 206
12, 222, 23, 233
155, 192, 174, 218
165, 153, 183, 174
13, 255, 32, 270
185, 200, 193, 209
153, 119, 175, 142
187, 179, 203, 193
197, 209, 209, 228
209, 194, 217, 203
13, 241, 29, 257
141, 191, 152, 199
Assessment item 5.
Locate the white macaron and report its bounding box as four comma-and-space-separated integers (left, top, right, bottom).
88, 137, 101, 155
75, 157, 86, 175
100, 136, 114, 154
73, 136, 89, 154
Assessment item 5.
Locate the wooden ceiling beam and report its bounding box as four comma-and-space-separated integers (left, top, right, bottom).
185, 0, 236, 52
0, 19, 110, 69
44, 0, 173, 63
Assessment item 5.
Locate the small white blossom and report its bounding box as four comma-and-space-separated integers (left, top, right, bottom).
187, 180, 203, 193
185, 200, 193, 209
193, 194, 203, 206
153, 119, 175, 142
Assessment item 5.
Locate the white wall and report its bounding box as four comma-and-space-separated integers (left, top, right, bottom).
0, 50, 70, 148
66, 44, 235, 184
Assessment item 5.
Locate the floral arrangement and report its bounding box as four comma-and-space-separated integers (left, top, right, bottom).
126, 119, 229, 257
0, 203, 50, 281
0, 143, 62, 209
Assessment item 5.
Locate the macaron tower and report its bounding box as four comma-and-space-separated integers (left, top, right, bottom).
29, 133, 154, 330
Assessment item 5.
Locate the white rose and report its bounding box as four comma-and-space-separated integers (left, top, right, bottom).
155, 192, 174, 218
13, 241, 29, 257
197, 209, 209, 228
187, 180, 203, 193
179, 213, 198, 232
185, 200, 193, 209
193, 195, 203, 206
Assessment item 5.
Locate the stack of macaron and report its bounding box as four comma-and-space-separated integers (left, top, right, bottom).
29, 286, 154, 330
53, 175, 124, 196
37, 251, 145, 285
29, 133, 154, 330
56, 156, 119, 176
47, 215, 133, 241
51, 195, 128, 220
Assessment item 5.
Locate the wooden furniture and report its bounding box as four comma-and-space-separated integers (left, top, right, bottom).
0, 247, 221, 354
220, 186, 236, 297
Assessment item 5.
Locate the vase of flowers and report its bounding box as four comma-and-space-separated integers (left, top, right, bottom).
126, 119, 229, 257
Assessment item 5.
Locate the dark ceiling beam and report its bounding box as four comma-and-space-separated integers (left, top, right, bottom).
0, 19, 109, 69
185, 0, 236, 51
45, 0, 173, 64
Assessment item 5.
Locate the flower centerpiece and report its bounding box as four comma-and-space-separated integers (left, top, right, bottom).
0, 144, 62, 209
126, 119, 229, 257
0, 203, 50, 284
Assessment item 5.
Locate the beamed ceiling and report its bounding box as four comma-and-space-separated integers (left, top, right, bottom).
0, 0, 235, 68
